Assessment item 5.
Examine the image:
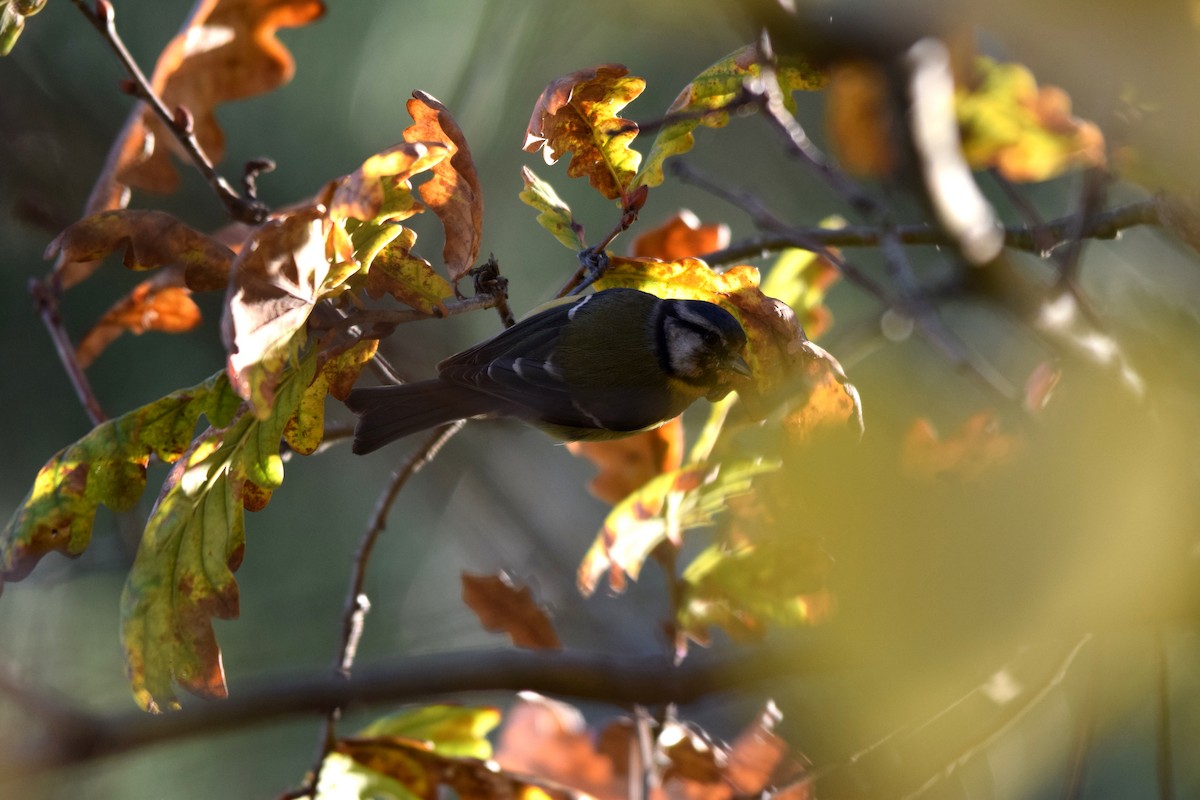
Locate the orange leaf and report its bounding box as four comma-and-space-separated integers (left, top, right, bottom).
901, 411, 1022, 481
566, 416, 683, 504
77, 279, 202, 368
524, 64, 644, 201
460, 572, 562, 650
632, 211, 730, 261
402, 91, 483, 283
59, 0, 325, 288
328, 141, 450, 225
780, 342, 864, 444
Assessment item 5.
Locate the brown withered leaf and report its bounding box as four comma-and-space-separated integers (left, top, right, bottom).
47, 209, 235, 292
77, 277, 202, 368
780, 341, 864, 445
60, 0, 325, 289
460, 572, 561, 650
524, 64, 644, 201
567, 417, 683, 505
632, 211, 730, 261
402, 91, 482, 283
902, 411, 1022, 481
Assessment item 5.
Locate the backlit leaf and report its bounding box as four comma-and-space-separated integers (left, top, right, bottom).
825, 61, 895, 177
222, 207, 330, 416
957, 57, 1106, 182
361, 227, 453, 316
461, 572, 562, 650
121, 354, 315, 711
1, 372, 238, 589
636, 46, 826, 190
519, 166, 585, 250
578, 460, 780, 596
77, 279, 203, 368
284, 340, 378, 455
329, 141, 450, 226
631, 210, 729, 261
59, 0, 325, 288
524, 64, 644, 201
403, 91, 483, 283
47, 209, 235, 293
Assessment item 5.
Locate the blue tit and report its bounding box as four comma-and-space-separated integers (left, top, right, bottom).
346, 287, 751, 454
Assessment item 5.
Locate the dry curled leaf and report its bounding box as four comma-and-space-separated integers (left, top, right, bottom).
77, 279, 202, 368
460, 572, 562, 650
402, 91, 483, 283
47, 209, 235, 293
524, 64, 645, 200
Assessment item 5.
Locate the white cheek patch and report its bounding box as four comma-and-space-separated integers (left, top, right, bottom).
663, 319, 707, 378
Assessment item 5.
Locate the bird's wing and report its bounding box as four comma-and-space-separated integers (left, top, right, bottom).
437, 300, 581, 419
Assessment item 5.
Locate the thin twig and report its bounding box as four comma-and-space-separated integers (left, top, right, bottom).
1156, 627, 1175, 800
27, 277, 107, 425
298, 421, 466, 797
69, 0, 268, 225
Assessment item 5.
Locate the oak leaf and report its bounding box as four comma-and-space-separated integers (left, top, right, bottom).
524, 64, 645, 201
1, 372, 239, 590
567, 416, 683, 505
402, 91, 483, 283
77, 280, 202, 368
460, 572, 562, 650
121, 353, 315, 711
58, 0, 325, 288
825, 61, 895, 177
0, 0, 46, 57
46, 209, 235, 293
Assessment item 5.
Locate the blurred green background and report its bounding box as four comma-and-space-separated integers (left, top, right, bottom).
2, 1, 1199, 798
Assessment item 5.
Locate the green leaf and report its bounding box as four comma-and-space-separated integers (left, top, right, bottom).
358, 705, 501, 759
120, 354, 316, 712
284, 340, 379, 455
361, 227, 453, 315
1, 372, 237, 587
577, 459, 781, 596
635, 46, 827, 190
315, 751, 419, 800
518, 166, 585, 250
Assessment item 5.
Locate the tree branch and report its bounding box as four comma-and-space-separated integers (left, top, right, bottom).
27, 276, 107, 425
1, 644, 849, 782
69, 0, 268, 225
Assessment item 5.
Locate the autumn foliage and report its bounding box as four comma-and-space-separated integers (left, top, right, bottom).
2, 1, 1198, 798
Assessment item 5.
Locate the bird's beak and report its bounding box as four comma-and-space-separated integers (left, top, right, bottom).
727, 354, 753, 378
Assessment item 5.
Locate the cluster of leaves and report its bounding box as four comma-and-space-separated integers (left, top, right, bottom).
0, 2, 1136, 797
1, 0, 486, 711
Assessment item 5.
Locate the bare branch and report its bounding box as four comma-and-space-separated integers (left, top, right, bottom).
27, 277, 107, 425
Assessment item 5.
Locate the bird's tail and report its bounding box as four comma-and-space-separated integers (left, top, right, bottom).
345, 380, 493, 454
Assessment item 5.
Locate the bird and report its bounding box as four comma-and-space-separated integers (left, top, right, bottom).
346, 287, 751, 454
